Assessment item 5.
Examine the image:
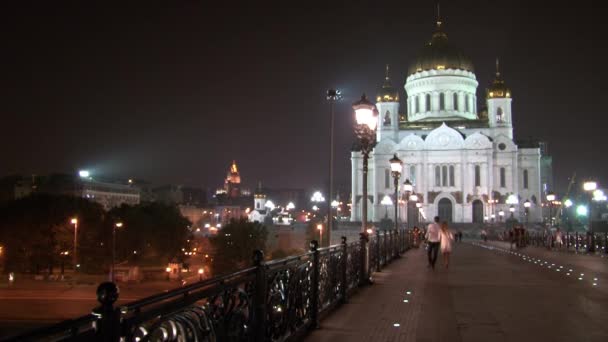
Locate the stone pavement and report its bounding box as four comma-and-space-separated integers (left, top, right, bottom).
305, 241, 608, 342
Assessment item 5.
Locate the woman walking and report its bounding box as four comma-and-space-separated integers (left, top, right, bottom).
440, 222, 454, 269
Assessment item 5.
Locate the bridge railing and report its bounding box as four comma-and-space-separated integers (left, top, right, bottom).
6, 229, 412, 342
525, 231, 608, 254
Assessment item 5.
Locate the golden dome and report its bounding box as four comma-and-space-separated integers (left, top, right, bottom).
487, 59, 511, 99
377, 64, 399, 103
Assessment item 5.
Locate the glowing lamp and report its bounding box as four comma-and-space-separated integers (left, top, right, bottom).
78, 170, 90, 178
70, 218, 78, 224
353, 94, 378, 130
409, 193, 418, 202
583, 181, 597, 192
389, 154, 403, 174
524, 200, 531, 208
576, 205, 588, 217
546, 192, 556, 202
403, 179, 413, 193
381, 195, 393, 206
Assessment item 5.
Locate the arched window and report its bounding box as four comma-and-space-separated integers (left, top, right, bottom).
439, 93, 445, 110
497, 107, 504, 122
523, 169, 529, 189
435, 166, 441, 186
442, 165, 448, 186
415, 96, 420, 113
426, 94, 431, 112
449, 165, 455, 186
383, 110, 391, 126
256, 202, 260, 209
410, 165, 416, 185
453, 93, 459, 111
465, 94, 470, 112
500, 167, 506, 188
474, 165, 480, 186
385, 169, 390, 189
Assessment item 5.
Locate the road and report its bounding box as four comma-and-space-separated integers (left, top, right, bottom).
0, 279, 196, 338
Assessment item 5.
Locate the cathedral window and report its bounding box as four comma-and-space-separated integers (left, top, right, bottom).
474, 165, 481, 187
500, 168, 506, 188
385, 169, 390, 189
435, 166, 441, 186
523, 169, 529, 189
453, 93, 458, 111
383, 110, 391, 126
415, 96, 420, 113
426, 94, 431, 112
256, 202, 260, 209
410, 165, 416, 185
449, 165, 455, 187
497, 107, 504, 122
465, 94, 470, 112
439, 93, 445, 110
442, 166, 448, 186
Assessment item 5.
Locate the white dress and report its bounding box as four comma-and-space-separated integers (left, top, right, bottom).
440, 230, 454, 253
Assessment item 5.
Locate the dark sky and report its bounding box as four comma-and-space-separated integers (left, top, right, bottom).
1, 1, 607, 193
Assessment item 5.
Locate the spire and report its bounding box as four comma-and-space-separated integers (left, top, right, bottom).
436, 2, 442, 30
495, 58, 501, 78
385, 64, 390, 82
230, 160, 238, 173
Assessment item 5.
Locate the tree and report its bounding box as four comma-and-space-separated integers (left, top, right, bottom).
107, 202, 191, 266
209, 218, 267, 275
0, 194, 106, 273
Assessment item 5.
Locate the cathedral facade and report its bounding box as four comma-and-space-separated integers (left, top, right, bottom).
350, 20, 547, 225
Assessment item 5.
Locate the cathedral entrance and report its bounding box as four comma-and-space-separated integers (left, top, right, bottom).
438, 198, 453, 223
472, 200, 484, 223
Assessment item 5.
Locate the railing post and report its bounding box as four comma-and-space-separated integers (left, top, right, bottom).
575, 232, 579, 252
394, 229, 400, 258
383, 231, 388, 266
566, 232, 570, 250
376, 230, 381, 272
340, 236, 347, 302
359, 232, 369, 286
252, 250, 267, 342
605, 232, 608, 254
310, 240, 320, 329
93, 282, 120, 342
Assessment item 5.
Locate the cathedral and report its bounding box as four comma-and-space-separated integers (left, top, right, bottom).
350, 18, 549, 225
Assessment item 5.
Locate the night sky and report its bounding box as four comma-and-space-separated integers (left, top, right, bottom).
1, 1, 607, 193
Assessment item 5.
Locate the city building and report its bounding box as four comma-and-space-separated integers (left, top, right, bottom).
350, 17, 549, 224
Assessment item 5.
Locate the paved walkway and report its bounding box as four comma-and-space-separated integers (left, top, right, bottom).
306, 241, 608, 342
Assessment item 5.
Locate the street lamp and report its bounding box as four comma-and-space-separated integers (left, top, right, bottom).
546, 192, 556, 226
317, 223, 323, 244
509, 205, 515, 218
353, 93, 378, 232
498, 210, 505, 222
389, 154, 403, 230
524, 199, 531, 230
70, 218, 78, 271
402, 179, 415, 229
381, 195, 393, 219
488, 199, 498, 223
111, 222, 123, 282
353, 93, 378, 285
286, 202, 295, 211
327, 89, 341, 245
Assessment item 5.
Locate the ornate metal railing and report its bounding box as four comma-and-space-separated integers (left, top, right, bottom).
6, 229, 411, 342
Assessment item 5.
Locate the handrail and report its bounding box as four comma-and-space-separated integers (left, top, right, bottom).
6, 229, 413, 342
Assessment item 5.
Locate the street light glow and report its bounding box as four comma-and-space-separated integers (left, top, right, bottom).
583, 181, 597, 191
115, 222, 123, 228
381, 195, 393, 206
389, 154, 403, 174
286, 202, 295, 210
409, 193, 418, 202
576, 205, 588, 216
311, 191, 325, 203
265, 200, 276, 210
78, 170, 90, 178
546, 192, 556, 202
331, 200, 339, 208
70, 218, 78, 225
524, 200, 531, 208
403, 179, 413, 193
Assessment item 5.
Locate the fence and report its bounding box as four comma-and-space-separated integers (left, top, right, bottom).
6, 229, 412, 342
524, 232, 608, 254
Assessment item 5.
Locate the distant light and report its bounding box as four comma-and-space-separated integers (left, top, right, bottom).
128, 179, 133, 184
576, 205, 588, 217
166, 267, 172, 273
366, 228, 373, 234
70, 218, 78, 225
317, 224, 323, 231
216, 224, 221, 228
381, 195, 393, 206
198, 268, 204, 275
393, 323, 400, 327
564, 199, 573, 208
286, 202, 296, 210
78, 170, 90, 178
115, 222, 123, 228
583, 181, 597, 191
311, 191, 325, 203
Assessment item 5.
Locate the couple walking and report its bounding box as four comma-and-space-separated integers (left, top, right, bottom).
425, 216, 454, 269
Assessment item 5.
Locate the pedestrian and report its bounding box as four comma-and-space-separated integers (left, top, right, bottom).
425, 216, 441, 270
509, 229, 515, 249
555, 228, 563, 250
481, 228, 488, 242
440, 221, 454, 269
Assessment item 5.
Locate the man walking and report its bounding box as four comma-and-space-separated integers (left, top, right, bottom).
426, 216, 441, 270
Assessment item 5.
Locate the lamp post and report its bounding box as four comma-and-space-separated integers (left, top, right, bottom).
326, 89, 341, 247
353, 93, 378, 285
509, 205, 515, 218
403, 179, 414, 229
524, 199, 531, 230
111, 222, 123, 282
546, 192, 556, 226
353, 94, 378, 232
331, 200, 339, 223
317, 223, 324, 246
70, 218, 78, 271
498, 210, 505, 222
488, 199, 498, 224
389, 154, 403, 230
